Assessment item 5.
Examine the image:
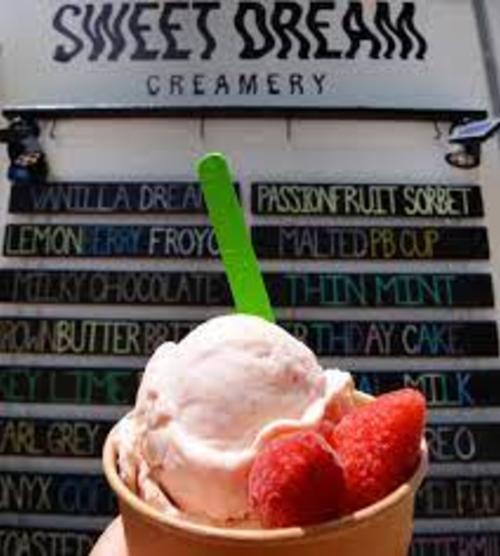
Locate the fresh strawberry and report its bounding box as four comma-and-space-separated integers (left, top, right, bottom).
327, 388, 426, 512
315, 419, 336, 446
248, 431, 347, 527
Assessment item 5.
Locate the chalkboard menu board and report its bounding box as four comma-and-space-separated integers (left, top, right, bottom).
1, 178, 498, 555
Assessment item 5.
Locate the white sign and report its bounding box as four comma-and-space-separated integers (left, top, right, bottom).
0, 0, 489, 112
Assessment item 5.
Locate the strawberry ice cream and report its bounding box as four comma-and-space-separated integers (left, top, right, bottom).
115, 314, 355, 524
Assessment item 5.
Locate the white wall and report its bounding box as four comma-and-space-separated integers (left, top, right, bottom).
485, 0, 500, 116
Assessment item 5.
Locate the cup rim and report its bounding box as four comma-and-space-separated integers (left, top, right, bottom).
103, 395, 428, 544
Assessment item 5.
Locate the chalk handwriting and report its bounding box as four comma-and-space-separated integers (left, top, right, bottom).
426, 425, 477, 463
282, 321, 498, 357
0, 419, 112, 458
416, 477, 500, 518
3, 225, 218, 258
253, 226, 489, 260
252, 183, 482, 217
0, 319, 197, 355
278, 273, 492, 308
355, 371, 474, 406
8, 181, 217, 214
0, 528, 97, 556
0, 367, 140, 405
403, 372, 474, 406
411, 534, 500, 556
0, 472, 116, 515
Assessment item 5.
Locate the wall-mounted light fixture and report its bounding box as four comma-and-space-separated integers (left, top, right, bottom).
0, 117, 48, 182
445, 117, 500, 169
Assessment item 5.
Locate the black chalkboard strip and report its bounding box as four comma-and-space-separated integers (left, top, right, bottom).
353, 370, 500, 408
8, 182, 240, 215
251, 183, 484, 218
0, 472, 117, 516
2, 225, 490, 260
265, 272, 494, 308
281, 320, 499, 357
252, 226, 490, 260
416, 476, 500, 519
4, 367, 500, 408
1, 418, 500, 463
0, 269, 231, 305
0, 319, 496, 357
0, 270, 493, 308
0, 318, 199, 356
9, 182, 484, 218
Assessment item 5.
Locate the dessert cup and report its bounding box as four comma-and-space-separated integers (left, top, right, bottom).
103, 392, 428, 556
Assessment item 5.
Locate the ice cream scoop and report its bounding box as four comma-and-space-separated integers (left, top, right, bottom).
116, 314, 354, 524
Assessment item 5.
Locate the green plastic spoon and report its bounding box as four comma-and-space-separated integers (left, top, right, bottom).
197, 153, 275, 323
